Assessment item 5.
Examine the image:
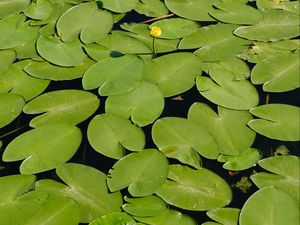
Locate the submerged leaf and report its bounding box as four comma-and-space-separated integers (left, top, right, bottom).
107, 149, 169, 196
2, 125, 82, 174
156, 165, 232, 211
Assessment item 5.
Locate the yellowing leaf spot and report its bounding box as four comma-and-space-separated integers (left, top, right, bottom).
150, 26, 161, 37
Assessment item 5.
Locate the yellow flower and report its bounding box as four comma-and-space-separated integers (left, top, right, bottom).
150, 26, 161, 37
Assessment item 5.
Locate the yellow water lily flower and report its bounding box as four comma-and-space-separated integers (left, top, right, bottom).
150, 26, 162, 37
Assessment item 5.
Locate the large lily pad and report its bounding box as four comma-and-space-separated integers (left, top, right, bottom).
102, 0, 139, 13
134, 0, 169, 17
206, 208, 240, 225
179, 23, 250, 61
82, 54, 143, 96
2, 124, 82, 174
152, 117, 219, 168
251, 52, 299, 92
89, 212, 136, 225
0, 93, 25, 128
256, 0, 299, 15
248, 104, 300, 141
0, 60, 50, 101
251, 156, 299, 204
144, 52, 202, 97
87, 113, 145, 159
196, 70, 259, 110
107, 149, 169, 196
0, 49, 16, 72
234, 9, 300, 41
122, 195, 168, 217
57, 2, 113, 43
23, 89, 99, 127
36, 34, 86, 67
35, 163, 123, 223
188, 103, 256, 155
156, 165, 232, 211
239, 187, 299, 225
0, 0, 30, 19
165, 0, 217, 21
24, 0, 53, 20
105, 81, 164, 127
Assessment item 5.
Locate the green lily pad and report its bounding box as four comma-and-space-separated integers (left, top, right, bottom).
239, 187, 299, 225
0, 49, 16, 72
196, 70, 259, 110
57, 2, 113, 44
209, 2, 263, 25
188, 103, 256, 155
203, 57, 250, 81
207, 208, 240, 225
35, 163, 123, 223
152, 117, 219, 169
87, 113, 145, 159
149, 18, 199, 39
0, 174, 49, 225
251, 52, 299, 92
165, 0, 217, 21
218, 148, 262, 171
24, 195, 81, 225
24, 0, 53, 20
102, 0, 139, 13
144, 52, 202, 97
83, 44, 111, 61
0, 14, 39, 50
24, 57, 95, 81
105, 81, 164, 127
122, 195, 168, 217
89, 212, 136, 225
256, 0, 299, 15
36, 34, 86, 67
134, 0, 169, 17
107, 149, 169, 196
23, 89, 99, 127
0, 0, 30, 19
234, 9, 300, 41
13, 35, 41, 60
2, 124, 82, 174
156, 165, 232, 211
135, 209, 197, 225
248, 104, 300, 141
0, 60, 50, 101
179, 23, 250, 61
251, 155, 299, 204
82, 54, 143, 96
0, 93, 25, 128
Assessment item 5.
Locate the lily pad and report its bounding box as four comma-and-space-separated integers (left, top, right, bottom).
165, 0, 217, 21
0, 93, 25, 128
122, 195, 168, 217
23, 89, 99, 127
149, 18, 199, 39
102, 0, 139, 13
107, 149, 169, 196
0, 49, 16, 72
0, 60, 50, 101
156, 165, 232, 211
24, 57, 95, 81
144, 52, 202, 97
251, 52, 299, 92
209, 2, 263, 25
82, 54, 143, 96
234, 9, 300, 41
207, 208, 240, 225
251, 155, 299, 203
152, 117, 219, 169
135, 209, 197, 225
248, 104, 300, 141
24, 0, 53, 20
87, 113, 145, 159
217, 148, 262, 171
57, 2, 113, 44
188, 103, 256, 155
134, 0, 169, 17
83, 44, 111, 61
36, 34, 86, 67
196, 70, 259, 110
239, 187, 299, 225
89, 212, 136, 225
0, 0, 30, 19
105, 81, 164, 127
179, 23, 250, 61
35, 163, 123, 223
256, 0, 299, 15
2, 124, 82, 174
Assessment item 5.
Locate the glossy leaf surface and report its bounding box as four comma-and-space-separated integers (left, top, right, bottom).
207, 207, 240, 225
102, 0, 139, 13
134, 0, 168, 17
0, 0, 30, 18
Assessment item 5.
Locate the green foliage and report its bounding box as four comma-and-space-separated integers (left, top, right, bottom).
0, 0, 299, 224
